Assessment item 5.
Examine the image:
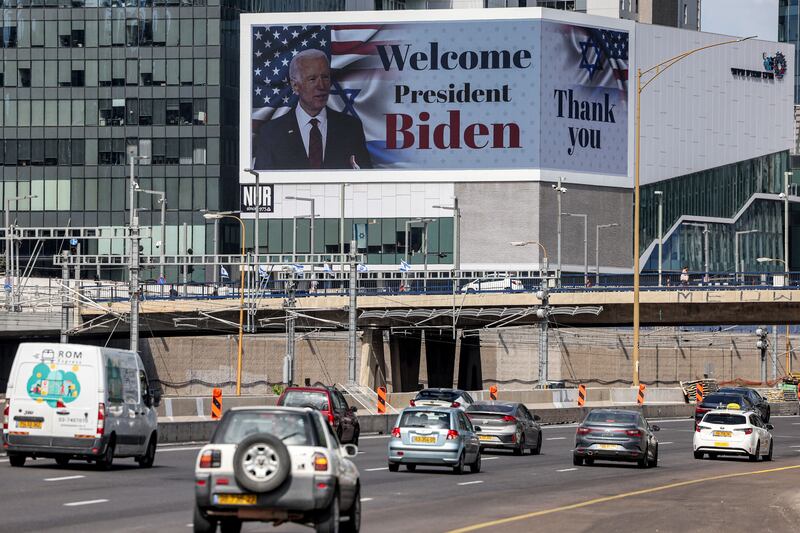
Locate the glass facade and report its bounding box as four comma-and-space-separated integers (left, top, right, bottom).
779, 0, 800, 105
641, 151, 795, 273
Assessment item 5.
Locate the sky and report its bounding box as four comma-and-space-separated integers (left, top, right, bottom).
701, 0, 778, 41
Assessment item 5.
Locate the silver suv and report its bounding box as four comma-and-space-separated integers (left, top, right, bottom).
194, 406, 361, 533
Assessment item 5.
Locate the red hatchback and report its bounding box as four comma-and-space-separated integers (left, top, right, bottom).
277, 386, 361, 445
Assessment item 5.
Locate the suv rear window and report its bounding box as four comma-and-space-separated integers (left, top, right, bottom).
400, 410, 451, 429
702, 394, 744, 407
466, 404, 514, 414
280, 390, 329, 410
214, 411, 317, 446
585, 411, 638, 425
703, 413, 746, 425
415, 390, 460, 402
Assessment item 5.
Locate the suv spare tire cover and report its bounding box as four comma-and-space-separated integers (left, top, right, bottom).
233, 433, 292, 493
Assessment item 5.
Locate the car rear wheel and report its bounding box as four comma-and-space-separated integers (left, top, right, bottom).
648, 445, 659, 468
193, 506, 217, 533
233, 433, 291, 493
315, 490, 340, 533
573, 455, 583, 466
470, 452, 481, 473
341, 485, 361, 533
406, 464, 416, 472
55, 456, 70, 467
452, 452, 465, 475
749, 443, 760, 462
137, 434, 157, 468
8, 454, 26, 467
513, 434, 525, 456
533, 433, 542, 455
637, 445, 649, 468
765, 439, 774, 461
96, 439, 115, 471
388, 462, 399, 472
220, 519, 242, 533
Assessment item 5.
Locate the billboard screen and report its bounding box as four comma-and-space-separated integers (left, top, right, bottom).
241, 11, 630, 182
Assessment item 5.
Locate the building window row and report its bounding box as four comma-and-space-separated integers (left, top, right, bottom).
0, 58, 219, 88
0, 98, 219, 127
0, 0, 215, 9
0, 15, 219, 49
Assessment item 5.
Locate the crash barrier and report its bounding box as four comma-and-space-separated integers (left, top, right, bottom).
489, 385, 498, 400
637, 384, 646, 405
696, 383, 704, 404
577, 384, 586, 407
377, 386, 387, 414
211, 388, 222, 420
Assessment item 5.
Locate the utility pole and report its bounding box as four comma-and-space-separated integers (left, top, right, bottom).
212, 216, 219, 285
284, 270, 296, 386
181, 222, 188, 295
128, 154, 146, 353
552, 178, 566, 282
536, 258, 550, 387
348, 238, 358, 384
654, 190, 663, 286
60, 250, 71, 343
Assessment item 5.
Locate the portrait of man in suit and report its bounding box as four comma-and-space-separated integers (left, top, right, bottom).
252, 49, 373, 170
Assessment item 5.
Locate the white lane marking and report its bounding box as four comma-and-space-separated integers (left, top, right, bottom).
357, 452, 366, 455
360, 435, 391, 440
556, 468, 577, 472
156, 446, 203, 453
360, 497, 374, 502
482, 457, 499, 461
457, 480, 484, 486
659, 442, 674, 445
789, 445, 800, 448
365, 467, 388, 472
64, 499, 108, 507
45, 475, 85, 482
546, 437, 566, 441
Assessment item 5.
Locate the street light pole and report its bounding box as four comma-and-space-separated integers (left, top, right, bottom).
511, 240, 549, 385
654, 191, 663, 286
632, 35, 754, 387
783, 171, 791, 273
596, 223, 620, 286
564, 213, 588, 285
128, 154, 148, 353
433, 198, 461, 272
552, 178, 566, 281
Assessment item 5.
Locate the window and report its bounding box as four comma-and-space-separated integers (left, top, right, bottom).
683, 3, 688, 25
19, 68, 31, 87
125, 19, 138, 47
71, 69, 85, 87
139, 100, 152, 125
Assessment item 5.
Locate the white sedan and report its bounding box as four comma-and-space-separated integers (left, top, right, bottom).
693, 407, 774, 461
461, 276, 524, 293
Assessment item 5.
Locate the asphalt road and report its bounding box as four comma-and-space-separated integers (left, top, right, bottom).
2, 417, 800, 533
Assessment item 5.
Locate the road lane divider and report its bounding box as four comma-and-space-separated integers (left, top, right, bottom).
556, 468, 577, 472
448, 464, 800, 532
360, 498, 374, 502
64, 499, 109, 507
44, 475, 85, 482
546, 437, 566, 441
457, 481, 484, 486
365, 467, 389, 472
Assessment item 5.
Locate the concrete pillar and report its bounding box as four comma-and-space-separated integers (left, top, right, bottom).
452, 333, 462, 388
425, 330, 457, 388
419, 331, 429, 388
359, 329, 388, 390
389, 331, 422, 392
458, 334, 482, 390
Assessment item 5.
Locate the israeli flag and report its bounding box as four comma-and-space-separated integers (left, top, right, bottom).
292, 264, 304, 274
220, 265, 230, 279
258, 265, 270, 279
323, 262, 333, 274
399, 260, 411, 272
357, 263, 368, 273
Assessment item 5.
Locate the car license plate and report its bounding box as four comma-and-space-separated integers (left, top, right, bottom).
478, 435, 496, 442
714, 442, 729, 447
17, 420, 42, 429
216, 494, 257, 505
413, 435, 436, 444
598, 444, 619, 450
713, 431, 732, 437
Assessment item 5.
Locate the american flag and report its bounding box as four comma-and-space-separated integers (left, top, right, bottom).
583, 28, 629, 91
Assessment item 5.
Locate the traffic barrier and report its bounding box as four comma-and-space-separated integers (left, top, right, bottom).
695, 383, 704, 404
577, 384, 586, 407
489, 385, 498, 400
637, 384, 646, 405
211, 388, 222, 420
377, 386, 387, 414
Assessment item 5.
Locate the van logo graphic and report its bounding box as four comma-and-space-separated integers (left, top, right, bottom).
27, 363, 81, 408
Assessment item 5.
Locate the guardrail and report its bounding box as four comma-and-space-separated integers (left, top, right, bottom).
4, 269, 799, 310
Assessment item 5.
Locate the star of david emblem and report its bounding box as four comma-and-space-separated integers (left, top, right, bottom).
330, 81, 361, 119
579, 39, 604, 80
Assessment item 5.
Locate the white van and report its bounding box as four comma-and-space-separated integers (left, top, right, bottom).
2, 342, 159, 469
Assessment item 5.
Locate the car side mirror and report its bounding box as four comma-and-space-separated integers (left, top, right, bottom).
342, 444, 358, 457
766, 424, 774, 430
473, 426, 482, 432
651, 425, 660, 432
533, 415, 541, 422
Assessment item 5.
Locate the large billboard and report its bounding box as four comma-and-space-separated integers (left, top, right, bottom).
240, 10, 632, 184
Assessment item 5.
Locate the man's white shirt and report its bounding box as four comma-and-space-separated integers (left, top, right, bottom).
295, 105, 328, 160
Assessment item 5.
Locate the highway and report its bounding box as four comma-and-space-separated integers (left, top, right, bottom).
2, 417, 800, 532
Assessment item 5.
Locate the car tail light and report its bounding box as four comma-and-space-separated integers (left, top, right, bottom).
199, 450, 221, 468
737, 428, 753, 435
324, 411, 335, 425
446, 430, 459, 440
576, 427, 592, 435
409, 399, 416, 406
695, 407, 710, 415
391, 427, 401, 438
451, 402, 461, 408
2, 402, 8, 431
97, 403, 105, 437
625, 430, 643, 437
502, 415, 517, 423
313, 452, 329, 472
695, 425, 704, 432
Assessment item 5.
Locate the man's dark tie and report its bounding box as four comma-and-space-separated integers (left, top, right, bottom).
308, 118, 323, 169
